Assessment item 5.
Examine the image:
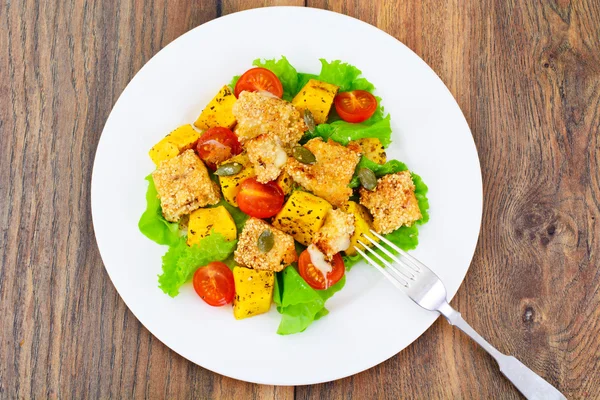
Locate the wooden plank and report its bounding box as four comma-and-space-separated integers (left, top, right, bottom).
222, 0, 304, 15
299, 0, 600, 399
0, 0, 291, 398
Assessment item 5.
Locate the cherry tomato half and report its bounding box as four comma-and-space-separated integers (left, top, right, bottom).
193, 261, 235, 307
195, 127, 242, 170
298, 250, 345, 290
334, 90, 378, 123
234, 67, 283, 98
236, 178, 284, 218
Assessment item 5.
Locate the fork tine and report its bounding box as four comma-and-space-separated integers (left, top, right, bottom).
359, 236, 415, 281
356, 240, 414, 283
354, 246, 409, 288
368, 230, 422, 273
356, 240, 394, 269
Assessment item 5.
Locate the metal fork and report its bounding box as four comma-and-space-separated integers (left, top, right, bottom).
355, 230, 567, 400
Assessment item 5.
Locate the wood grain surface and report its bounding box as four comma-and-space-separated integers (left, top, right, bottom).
1, 0, 599, 399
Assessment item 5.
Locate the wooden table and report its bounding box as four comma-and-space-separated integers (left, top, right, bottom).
2, 0, 599, 398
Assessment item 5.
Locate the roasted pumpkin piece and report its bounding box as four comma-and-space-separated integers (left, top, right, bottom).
232, 266, 275, 320
148, 124, 201, 166
187, 205, 237, 246
292, 79, 339, 124
350, 138, 387, 164
272, 191, 332, 246
343, 201, 379, 255
194, 85, 237, 130
218, 153, 255, 207
275, 170, 294, 195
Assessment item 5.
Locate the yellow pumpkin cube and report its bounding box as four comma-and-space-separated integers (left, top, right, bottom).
344, 201, 379, 255
194, 85, 237, 130
218, 153, 255, 207
272, 191, 332, 246
351, 138, 387, 165
148, 124, 201, 166
292, 79, 339, 124
187, 205, 237, 246
275, 170, 294, 195
233, 266, 274, 320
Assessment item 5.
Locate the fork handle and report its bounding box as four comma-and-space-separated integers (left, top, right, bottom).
437, 302, 566, 400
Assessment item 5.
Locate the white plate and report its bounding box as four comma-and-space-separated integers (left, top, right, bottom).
92, 7, 482, 385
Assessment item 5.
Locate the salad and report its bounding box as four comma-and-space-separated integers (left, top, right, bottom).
139, 57, 429, 335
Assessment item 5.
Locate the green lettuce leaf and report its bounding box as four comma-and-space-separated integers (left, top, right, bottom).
229, 75, 240, 90
158, 233, 238, 297
274, 266, 346, 335
306, 114, 392, 147
138, 175, 179, 246
314, 59, 375, 92
412, 172, 430, 225
342, 253, 363, 270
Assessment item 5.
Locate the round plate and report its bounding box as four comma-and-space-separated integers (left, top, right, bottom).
92, 7, 482, 385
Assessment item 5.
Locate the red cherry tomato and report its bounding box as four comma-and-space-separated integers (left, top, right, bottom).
193, 262, 235, 307
195, 127, 242, 170
298, 250, 345, 290
236, 178, 284, 218
334, 90, 378, 123
234, 67, 283, 98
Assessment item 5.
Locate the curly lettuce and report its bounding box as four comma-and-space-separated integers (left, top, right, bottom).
306, 115, 392, 147
273, 266, 346, 335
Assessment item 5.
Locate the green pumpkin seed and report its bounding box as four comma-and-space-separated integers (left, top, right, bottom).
303, 109, 316, 133
215, 162, 243, 176
257, 229, 274, 253
292, 146, 316, 165
358, 167, 377, 190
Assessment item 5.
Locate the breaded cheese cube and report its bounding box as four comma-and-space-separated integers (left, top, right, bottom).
292, 79, 339, 124
148, 124, 201, 166
232, 91, 305, 145
245, 134, 288, 183
349, 138, 387, 165
285, 138, 360, 207
194, 85, 237, 130
312, 209, 355, 260
359, 171, 422, 234
272, 191, 332, 246
234, 218, 297, 272
152, 149, 221, 222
